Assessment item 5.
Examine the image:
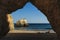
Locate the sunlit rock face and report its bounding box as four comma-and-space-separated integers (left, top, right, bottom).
16, 18, 28, 27
7, 14, 14, 31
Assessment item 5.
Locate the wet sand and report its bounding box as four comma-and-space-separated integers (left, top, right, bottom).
0, 30, 58, 40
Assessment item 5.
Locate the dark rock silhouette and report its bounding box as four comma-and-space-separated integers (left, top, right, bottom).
0, 0, 60, 39
30, 0, 60, 39
0, 0, 27, 38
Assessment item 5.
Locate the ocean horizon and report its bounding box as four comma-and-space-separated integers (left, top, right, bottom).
14, 23, 52, 30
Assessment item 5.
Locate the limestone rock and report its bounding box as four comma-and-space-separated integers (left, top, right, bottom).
7, 14, 14, 31
16, 18, 28, 27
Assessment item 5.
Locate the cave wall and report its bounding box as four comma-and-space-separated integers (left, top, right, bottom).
0, 0, 27, 38
0, 0, 60, 39
0, 9, 9, 38
30, 0, 60, 39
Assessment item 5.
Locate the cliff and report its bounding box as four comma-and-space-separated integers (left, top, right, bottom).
7, 14, 14, 31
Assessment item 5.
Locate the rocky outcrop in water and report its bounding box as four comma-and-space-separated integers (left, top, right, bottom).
0, 0, 60, 39
16, 18, 28, 27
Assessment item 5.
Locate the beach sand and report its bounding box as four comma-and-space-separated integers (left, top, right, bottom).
0, 30, 58, 40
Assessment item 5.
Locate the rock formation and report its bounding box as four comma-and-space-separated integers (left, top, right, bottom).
0, 10, 9, 38
30, 0, 60, 39
16, 18, 28, 27
0, 0, 60, 39
7, 14, 14, 31
0, 0, 27, 38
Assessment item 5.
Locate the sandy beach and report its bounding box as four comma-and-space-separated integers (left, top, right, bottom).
0, 30, 59, 40
8, 30, 56, 33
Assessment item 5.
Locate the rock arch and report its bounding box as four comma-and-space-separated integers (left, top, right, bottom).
0, 0, 60, 39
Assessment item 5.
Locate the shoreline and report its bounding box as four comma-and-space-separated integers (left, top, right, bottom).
0, 30, 57, 40
1, 32, 58, 40
9, 30, 56, 33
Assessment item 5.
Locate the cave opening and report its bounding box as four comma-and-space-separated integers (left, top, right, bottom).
10, 2, 54, 33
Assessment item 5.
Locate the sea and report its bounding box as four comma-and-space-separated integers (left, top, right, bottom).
14, 23, 52, 31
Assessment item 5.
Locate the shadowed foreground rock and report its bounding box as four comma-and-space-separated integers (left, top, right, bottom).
0, 33, 58, 40
30, 0, 60, 39
0, 10, 9, 38
0, 0, 60, 40
0, 0, 27, 38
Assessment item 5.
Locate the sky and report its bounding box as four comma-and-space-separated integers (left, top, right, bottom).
11, 2, 49, 23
